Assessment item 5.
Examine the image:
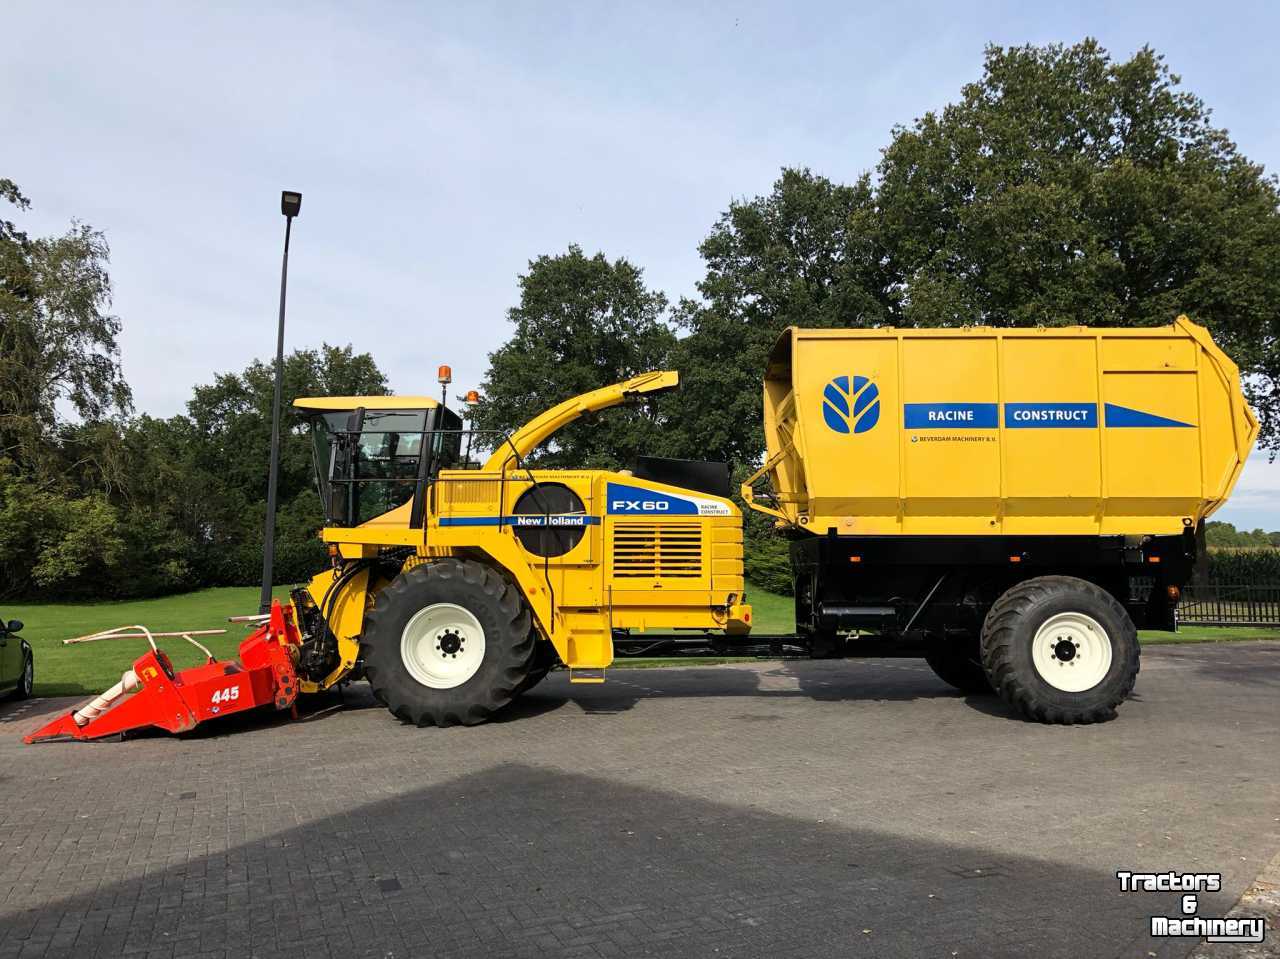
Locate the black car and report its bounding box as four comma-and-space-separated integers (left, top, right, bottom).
0, 616, 32, 700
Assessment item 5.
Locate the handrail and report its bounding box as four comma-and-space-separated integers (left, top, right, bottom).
425, 435, 562, 637
740, 439, 796, 522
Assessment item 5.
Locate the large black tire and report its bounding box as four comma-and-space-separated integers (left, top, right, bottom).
513, 638, 559, 697
361, 559, 532, 727
807, 631, 844, 659
981, 575, 1139, 724
923, 635, 993, 694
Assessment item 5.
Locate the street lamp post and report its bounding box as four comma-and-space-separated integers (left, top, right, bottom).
259, 190, 302, 614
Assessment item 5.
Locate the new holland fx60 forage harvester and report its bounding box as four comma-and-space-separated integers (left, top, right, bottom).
29, 370, 753, 740
27, 315, 1257, 742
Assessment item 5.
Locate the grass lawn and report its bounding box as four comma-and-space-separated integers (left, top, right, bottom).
1138, 625, 1280, 644
8, 587, 293, 696
7, 582, 1277, 697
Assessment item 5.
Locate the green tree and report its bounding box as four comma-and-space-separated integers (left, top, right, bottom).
0, 179, 137, 598
181, 344, 388, 583
472, 246, 677, 468
0, 179, 131, 470
674, 41, 1280, 465
1204, 521, 1280, 548
667, 169, 891, 463
876, 40, 1280, 450
16, 344, 391, 598
0, 458, 125, 598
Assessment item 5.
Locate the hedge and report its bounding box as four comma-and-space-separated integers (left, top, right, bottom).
1206, 548, 1280, 585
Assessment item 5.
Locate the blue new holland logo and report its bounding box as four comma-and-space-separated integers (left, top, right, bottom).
823, 375, 880, 434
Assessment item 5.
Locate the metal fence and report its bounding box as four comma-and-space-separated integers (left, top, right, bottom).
1177, 584, 1280, 628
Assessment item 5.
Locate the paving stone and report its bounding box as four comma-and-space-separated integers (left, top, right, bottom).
1, 643, 1278, 957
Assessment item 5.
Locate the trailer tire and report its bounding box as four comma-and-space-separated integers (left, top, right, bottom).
923, 635, 992, 694
981, 575, 1138, 724
361, 559, 532, 727
807, 631, 844, 659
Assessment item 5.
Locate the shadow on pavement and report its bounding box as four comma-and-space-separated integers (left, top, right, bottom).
544, 657, 1006, 722
0, 762, 1208, 959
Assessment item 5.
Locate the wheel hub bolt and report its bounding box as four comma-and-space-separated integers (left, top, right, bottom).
436, 630, 464, 657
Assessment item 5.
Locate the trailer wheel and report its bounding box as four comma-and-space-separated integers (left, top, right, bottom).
361, 559, 532, 727
981, 576, 1138, 724
922, 635, 992, 694
807, 631, 844, 659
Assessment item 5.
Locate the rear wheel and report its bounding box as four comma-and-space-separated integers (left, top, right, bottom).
807, 631, 844, 659
923, 634, 992, 694
980, 575, 1138, 724
361, 559, 532, 726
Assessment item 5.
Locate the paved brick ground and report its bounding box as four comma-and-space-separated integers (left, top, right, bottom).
1, 641, 1277, 959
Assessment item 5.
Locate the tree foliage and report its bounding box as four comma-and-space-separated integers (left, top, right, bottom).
0, 180, 131, 469
671, 40, 1280, 463
0, 342, 387, 599
878, 40, 1279, 449
0, 176, 389, 599
665, 170, 891, 463
1205, 521, 1280, 549
471, 246, 676, 468
8, 38, 1280, 600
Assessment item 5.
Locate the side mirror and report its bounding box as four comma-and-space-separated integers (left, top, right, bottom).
6, 619, 22, 634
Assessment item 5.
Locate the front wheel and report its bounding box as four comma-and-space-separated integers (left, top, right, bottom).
981, 575, 1139, 724
361, 560, 533, 727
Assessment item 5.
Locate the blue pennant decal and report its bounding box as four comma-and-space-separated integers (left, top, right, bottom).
1104, 404, 1194, 428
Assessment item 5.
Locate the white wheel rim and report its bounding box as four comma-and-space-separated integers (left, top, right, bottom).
400, 603, 486, 689
1032, 611, 1112, 692
22, 657, 32, 694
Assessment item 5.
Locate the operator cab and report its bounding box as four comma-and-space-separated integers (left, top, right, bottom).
294, 396, 464, 528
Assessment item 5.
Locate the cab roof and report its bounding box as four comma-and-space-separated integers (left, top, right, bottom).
293, 396, 440, 412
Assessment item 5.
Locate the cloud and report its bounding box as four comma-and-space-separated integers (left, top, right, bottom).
1215, 452, 1280, 529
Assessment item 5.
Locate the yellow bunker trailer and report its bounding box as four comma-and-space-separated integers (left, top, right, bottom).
743, 316, 1258, 722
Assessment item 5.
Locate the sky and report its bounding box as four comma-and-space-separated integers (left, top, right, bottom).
3, 0, 1277, 528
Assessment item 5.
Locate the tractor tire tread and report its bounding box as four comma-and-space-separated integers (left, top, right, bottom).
360, 559, 533, 727
922, 635, 993, 694
980, 575, 1138, 725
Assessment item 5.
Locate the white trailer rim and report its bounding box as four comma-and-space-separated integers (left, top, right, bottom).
400, 603, 486, 689
1032, 611, 1112, 692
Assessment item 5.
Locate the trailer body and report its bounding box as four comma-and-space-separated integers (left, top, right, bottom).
749, 316, 1256, 539
741, 317, 1258, 721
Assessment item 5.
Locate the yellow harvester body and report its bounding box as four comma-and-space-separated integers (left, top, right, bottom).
292, 372, 750, 696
